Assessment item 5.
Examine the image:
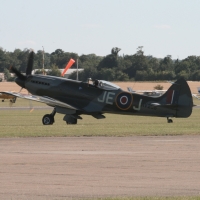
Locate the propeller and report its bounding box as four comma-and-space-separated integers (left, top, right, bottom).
10, 51, 34, 88
10, 51, 35, 112
26, 51, 34, 76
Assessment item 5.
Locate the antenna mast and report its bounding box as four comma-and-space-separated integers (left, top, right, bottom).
42, 46, 45, 75
76, 59, 78, 80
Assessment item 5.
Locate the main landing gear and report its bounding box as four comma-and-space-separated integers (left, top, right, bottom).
42, 108, 56, 125
42, 108, 79, 125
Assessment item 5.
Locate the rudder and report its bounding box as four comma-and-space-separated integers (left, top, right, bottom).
162, 78, 193, 118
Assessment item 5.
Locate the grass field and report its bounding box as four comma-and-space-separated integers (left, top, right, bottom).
1, 98, 200, 137
90, 198, 200, 200
1, 101, 200, 199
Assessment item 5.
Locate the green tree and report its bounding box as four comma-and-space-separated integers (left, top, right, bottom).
159, 55, 173, 72
0, 48, 5, 72
3, 68, 11, 81
47, 64, 61, 77
51, 49, 78, 69
79, 54, 102, 69
17, 49, 31, 73
114, 70, 129, 81
125, 46, 147, 79
99, 68, 116, 81
97, 54, 118, 70
97, 47, 122, 70
111, 47, 121, 56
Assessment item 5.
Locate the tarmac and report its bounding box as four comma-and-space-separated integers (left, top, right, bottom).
0, 136, 200, 200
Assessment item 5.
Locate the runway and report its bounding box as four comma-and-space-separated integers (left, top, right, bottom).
0, 136, 200, 199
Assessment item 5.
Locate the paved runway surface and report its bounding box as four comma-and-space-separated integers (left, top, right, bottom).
0, 136, 200, 199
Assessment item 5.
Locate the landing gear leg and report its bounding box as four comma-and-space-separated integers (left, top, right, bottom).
42, 108, 56, 125
167, 117, 173, 123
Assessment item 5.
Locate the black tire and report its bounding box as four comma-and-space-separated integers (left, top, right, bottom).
167, 119, 173, 123
42, 114, 54, 125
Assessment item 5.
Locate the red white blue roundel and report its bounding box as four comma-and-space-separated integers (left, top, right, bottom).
115, 92, 133, 110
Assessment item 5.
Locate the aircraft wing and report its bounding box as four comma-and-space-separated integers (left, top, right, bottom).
1, 91, 78, 110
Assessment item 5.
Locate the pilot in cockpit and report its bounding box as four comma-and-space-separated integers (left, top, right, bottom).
94, 79, 99, 87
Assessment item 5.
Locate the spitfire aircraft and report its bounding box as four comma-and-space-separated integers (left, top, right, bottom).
2, 51, 193, 124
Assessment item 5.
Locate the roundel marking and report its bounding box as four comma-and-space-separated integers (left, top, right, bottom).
115, 92, 133, 110
120, 96, 128, 105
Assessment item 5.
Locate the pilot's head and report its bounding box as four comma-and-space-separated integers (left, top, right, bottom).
94, 79, 99, 87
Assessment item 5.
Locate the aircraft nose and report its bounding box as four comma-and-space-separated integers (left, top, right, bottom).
15, 77, 25, 88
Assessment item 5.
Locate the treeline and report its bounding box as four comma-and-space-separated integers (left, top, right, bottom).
1, 47, 200, 81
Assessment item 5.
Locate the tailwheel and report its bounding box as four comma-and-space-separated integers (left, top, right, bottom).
167, 118, 173, 123
42, 114, 54, 125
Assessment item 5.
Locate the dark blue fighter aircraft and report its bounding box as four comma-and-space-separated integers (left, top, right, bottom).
2, 51, 193, 125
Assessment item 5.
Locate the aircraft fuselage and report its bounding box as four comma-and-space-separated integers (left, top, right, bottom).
21, 75, 189, 118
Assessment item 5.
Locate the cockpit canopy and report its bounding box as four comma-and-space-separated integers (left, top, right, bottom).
87, 78, 121, 90
97, 80, 120, 90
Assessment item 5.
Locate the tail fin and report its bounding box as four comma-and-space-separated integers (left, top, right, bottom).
161, 78, 193, 118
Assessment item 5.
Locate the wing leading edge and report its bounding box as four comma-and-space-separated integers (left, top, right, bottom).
1, 91, 78, 110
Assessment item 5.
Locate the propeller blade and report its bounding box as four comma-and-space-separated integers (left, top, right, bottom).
26, 51, 34, 76
10, 66, 26, 81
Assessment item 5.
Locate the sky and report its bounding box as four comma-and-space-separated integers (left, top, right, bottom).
1, 0, 200, 60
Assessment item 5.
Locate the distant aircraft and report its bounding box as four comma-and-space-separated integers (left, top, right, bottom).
127, 87, 166, 97
0, 92, 16, 103
1, 51, 193, 124
197, 87, 200, 94
192, 87, 200, 100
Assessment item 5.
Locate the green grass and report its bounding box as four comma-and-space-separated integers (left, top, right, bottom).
81, 198, 200, 200
1, 104, 200, 137
1, 101, 200, 200
83, 198, 200, 200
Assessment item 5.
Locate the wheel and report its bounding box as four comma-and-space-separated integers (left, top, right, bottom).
42, 114, 54, 125
167, 119, 173, 123
66, 118, 77, 125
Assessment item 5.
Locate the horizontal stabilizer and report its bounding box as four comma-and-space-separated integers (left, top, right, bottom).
149, 102, 177, 109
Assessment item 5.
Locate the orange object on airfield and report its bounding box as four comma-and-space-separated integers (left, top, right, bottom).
61, 59, 75, 77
